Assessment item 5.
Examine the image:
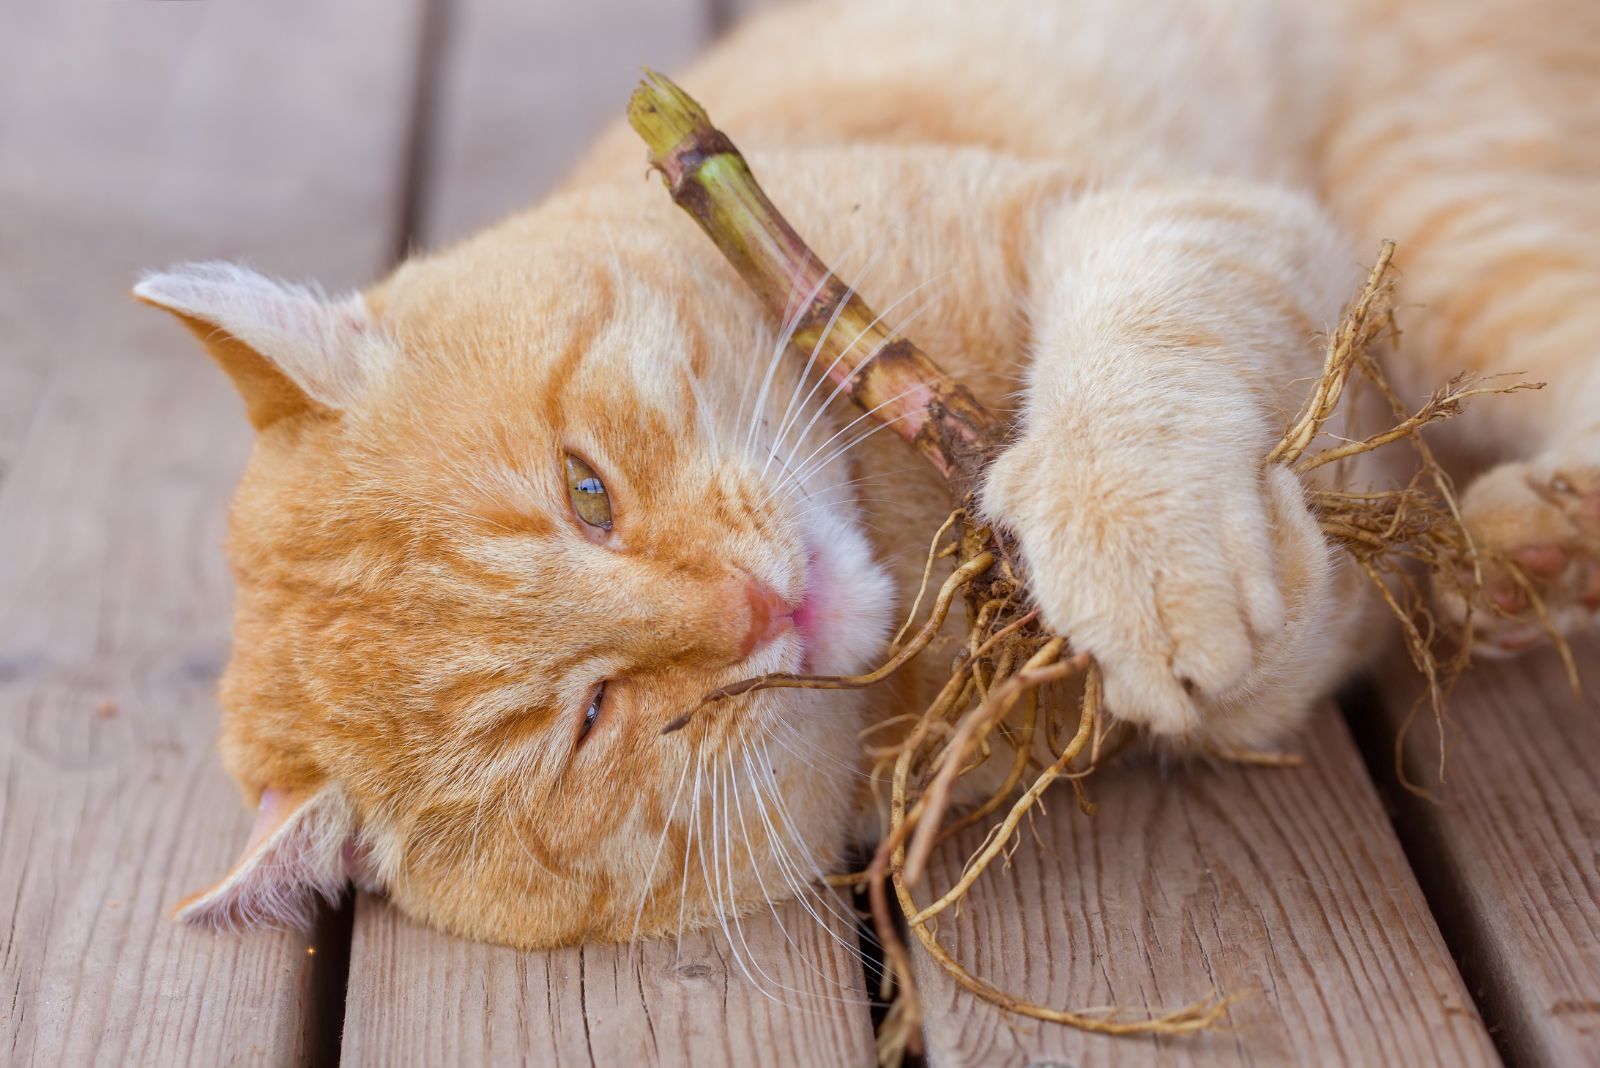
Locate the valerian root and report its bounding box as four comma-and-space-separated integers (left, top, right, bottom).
629, 71, 1533, 1067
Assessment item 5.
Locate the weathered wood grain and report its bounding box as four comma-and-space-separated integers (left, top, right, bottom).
0, 2, 423, 1063
414, 0, 709, 246
1369, 641, 1600, 1065
343, 894, 876, 1066
908, 709, 1499, 1066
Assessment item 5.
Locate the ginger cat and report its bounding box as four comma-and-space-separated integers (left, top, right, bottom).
136, 0, 1600, 950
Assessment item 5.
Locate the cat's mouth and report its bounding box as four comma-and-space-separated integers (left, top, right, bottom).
791, 549, 832, 674
790, 549, 825, 668
788, 505, 895, 677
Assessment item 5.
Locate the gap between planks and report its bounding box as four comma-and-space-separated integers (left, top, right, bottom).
0, 1, 429, 1065
1348, 641, 1600, 1066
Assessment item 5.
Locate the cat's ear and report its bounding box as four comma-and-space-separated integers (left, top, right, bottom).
133, 261, 380, 430
175, 785, 356, 931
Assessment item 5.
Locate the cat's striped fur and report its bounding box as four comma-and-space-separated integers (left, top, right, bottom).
138, 0, 1600, 951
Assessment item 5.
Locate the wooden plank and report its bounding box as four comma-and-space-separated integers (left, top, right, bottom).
343, 895, 875, 1065
415, 0, 708, 246
1369, 641, 1600, 1065
909, 710, 1499, 1066
0, 2, 424, 1063
344, 3, 875, 1062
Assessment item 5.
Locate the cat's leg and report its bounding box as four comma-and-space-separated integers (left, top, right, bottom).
1319, 0, 1600, 655
981, 182, 1377, 749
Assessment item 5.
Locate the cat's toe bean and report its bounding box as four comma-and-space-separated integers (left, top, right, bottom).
1443, 449, 1600, 655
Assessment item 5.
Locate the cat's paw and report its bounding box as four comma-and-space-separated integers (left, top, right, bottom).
981, 436, 1330, 740
1438, 452, 1600, 655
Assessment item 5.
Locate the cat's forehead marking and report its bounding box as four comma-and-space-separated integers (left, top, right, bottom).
580, 275, 704, 393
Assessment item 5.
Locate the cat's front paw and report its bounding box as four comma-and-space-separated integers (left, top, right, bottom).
1438, 451, 1600, 655
982, 438, 1330, 742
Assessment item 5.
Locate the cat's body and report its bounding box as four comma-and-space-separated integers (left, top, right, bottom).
137, 0, 1600, 950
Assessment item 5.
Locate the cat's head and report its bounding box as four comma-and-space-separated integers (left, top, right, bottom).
138, 189, 894, 947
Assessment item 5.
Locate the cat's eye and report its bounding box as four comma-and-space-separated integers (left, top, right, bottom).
577, 681, 606, 746
565, 454, 613, 531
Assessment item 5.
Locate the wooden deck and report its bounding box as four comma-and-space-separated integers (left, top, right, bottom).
3, 1, 1597, 1064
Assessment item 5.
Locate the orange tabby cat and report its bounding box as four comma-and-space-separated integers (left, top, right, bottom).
136, 0, 1600, 949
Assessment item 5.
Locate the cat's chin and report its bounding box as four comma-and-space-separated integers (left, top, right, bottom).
792, 506, 895, 677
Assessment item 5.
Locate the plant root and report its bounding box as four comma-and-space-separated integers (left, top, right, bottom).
629, 76, 1533, 1067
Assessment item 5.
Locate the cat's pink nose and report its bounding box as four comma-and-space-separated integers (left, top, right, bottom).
739, 577, 795, 658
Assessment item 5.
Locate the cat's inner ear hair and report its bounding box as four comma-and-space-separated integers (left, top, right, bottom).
173, 784, 358, 932
133, 260, 387, 429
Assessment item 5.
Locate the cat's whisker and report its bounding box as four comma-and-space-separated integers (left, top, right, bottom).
629, 751, 693, 949
730, 742, 821, 944
812, 469, 912, 493
769, 408, 910, 512
742, 231, 883, 463
733, 342, 762, 459
728, 743, 874, 1002
765, 718, 880, 783
501, 788, 559, 880
790, 494, 910, 525
774, 328, 937, 501
763, 464, 920, 518
763, 470, 863, 510
774, 383, 926, 500
740, 744, 867, 952
767, 478, 894, 521
760, 240, 935, 477
748, 298, 934, 518
683, 369, 728, 466
695, 759, 797, 1010
744, 828, 876, 986
741, 750, 872, 967
775, 248, 813, 336
761, 220, 918, 468
773, 277, 948, 479
690, 755, 743, 984
787, 409, 921, 492
760, 242, 895, 482
743, 258, 848, 456
709, 761, 812, 1008
739, 784, 863, 972
754, 739, 861, 902
700, 762, 737, 963
674, 749, 706, 965
756, 445, 817, 512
